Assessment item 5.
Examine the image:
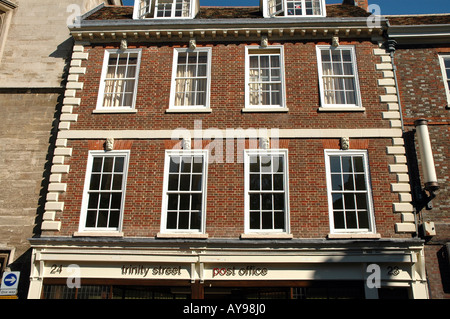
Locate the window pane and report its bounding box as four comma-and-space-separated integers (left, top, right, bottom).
250, 194, 260, 210
89, 174, 101, 190
358, 211, 369, 229
111, 193, 122, 209
179, 194, 190, 210
97, 210, 108, 227
88, 193, 99, 209
167, 194, 178, 211
274, 211, 285, 229
354, 174, 366, 191
261, 156, 271, 172
330, 157, 341, 173
331, 174, 342, 191
344, 193, 355, 209
114, 157, 124, 172
92, 158, 103, 172
99, 193, 110, 209
334, 211, 345, 229
250, 156, 260, 172
191, 174, 202, 191
192, 157, 203, 173
190, 211, 201, 230
180, 157, 192, 173
167, 212, 177, 229
272, 156, 284, 172
356, 193, 368, 210
112, 174, 123, 190
273, 193, 285, 210
250, 174, 260, 190
103, 157, 114, 172
101, 174, 112, 190
178, 212, 189, 229
343, 174, 354, 190
261, 174, 272, 190
273, 174, 284, 191
191, 194, 202, 211
262, 193, 272, 210
168, 174, 179, 191
262, 211, 273, 229
332, 193, 343, 210
86, 211, 97, 228
109, 211, 120, 228
345, 211, 357, 229
179, 174, 191, 191
250, 212, 260, 229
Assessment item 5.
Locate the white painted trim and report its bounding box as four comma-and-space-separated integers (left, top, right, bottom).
78, 150, 130, 234
169, 47, 212, 110
324, 149, 376, 235
244, 45, 287, 110
57, 128, 403, 140
243, 149, 290, 235
316, 45, 363, 109
96, 49, 142, 112
160, 149, 209, 234
438, 53, 450, 105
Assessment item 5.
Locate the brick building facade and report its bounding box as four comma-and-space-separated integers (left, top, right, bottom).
388, 14, 450, 299
27, 0, 436, 299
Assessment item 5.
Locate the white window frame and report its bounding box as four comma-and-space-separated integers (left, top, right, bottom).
96, 49, 142, 112
160, 149, 209, 234
316, 45, 362, 109
438, 54, 450, 105
324, 149, 375, 234
244, 149, 290, 234
78, 150, 130, 234
244, 46, 287, 110
266, 0, 326, 17
133, 0, 194, 19
169, 47, 212, 111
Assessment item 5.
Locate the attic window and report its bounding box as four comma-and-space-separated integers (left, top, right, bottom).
268, 0, 326, 17
134, 0, 194, 19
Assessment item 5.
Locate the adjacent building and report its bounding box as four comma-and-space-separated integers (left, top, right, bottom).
0, 0, 121, 299
387, 13, 450, 299
24, 0, 445, 299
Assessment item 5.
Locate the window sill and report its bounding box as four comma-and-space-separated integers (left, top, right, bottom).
240, 233, 293, 239
156, 232, 209, 239
318, 107, 365, 112
327, 233, 381, 239
242, 108, 289, 113
73, 231, 124, 237
92, 109, 137, 114
165, 108, 212, 113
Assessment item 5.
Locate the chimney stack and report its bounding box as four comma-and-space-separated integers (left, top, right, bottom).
342, 0, 369, 12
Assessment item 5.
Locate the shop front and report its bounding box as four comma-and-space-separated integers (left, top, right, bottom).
27, 238, 428, 299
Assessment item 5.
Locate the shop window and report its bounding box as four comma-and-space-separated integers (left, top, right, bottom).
324, 150, 375, 234
161, 150, 208, 234
244, 149, 289, 233
78, 151, 130, 233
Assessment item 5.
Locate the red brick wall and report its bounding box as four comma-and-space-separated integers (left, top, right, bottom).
73, 40, 389, 131
53, 137, 406, 239
395, 45, 450, 299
